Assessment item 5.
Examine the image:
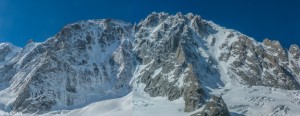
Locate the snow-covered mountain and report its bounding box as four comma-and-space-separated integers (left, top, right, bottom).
0, 19, 134, 114
1, 12, 300, 116
0, 43, 21, 68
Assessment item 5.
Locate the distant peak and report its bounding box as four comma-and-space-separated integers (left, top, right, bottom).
0, 42, 21, 49
263, 38, 283, 48
143, 12, 170, 24
0, 42, 11, 47
185, 13, 196, 20
289, 44, 300, 56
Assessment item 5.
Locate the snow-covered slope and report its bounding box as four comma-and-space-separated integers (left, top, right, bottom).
131, 12, 300, 115
211, 85, 300, 116
0, 19, 134, 113
0, 43, 21, 68
42, 92, 133, 116
0, 93, 132, 116
0, 12, 300, 116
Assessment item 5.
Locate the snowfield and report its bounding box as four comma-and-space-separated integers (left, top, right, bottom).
212, 85, 300, 116
1, 93, 133, 116
60, 93, 132, 116
2, 85, 299, 116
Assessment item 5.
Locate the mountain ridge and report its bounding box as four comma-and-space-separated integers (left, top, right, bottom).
0, 12, 300, 116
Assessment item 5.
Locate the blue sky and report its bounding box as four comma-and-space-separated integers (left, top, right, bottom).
0, 0, 299, 48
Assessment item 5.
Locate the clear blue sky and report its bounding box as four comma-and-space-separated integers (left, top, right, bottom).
0, 0, 299, 48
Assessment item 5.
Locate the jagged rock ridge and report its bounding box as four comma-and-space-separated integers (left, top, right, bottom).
0, 19, 134, 113
0, 12, 299, 115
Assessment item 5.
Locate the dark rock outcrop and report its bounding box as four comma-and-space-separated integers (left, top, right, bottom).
191, 95, 230, 116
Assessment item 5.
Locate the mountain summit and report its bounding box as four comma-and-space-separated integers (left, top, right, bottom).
0, 12, 300, 116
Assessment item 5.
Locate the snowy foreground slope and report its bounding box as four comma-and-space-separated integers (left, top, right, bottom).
1, 88, 300, 116
1, 12, 300, 116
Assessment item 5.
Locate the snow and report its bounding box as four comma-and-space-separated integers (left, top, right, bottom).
152, 67, 162, 78
133, 91, 191, 116
1, 13, 300, 116
0, 84, 300, 116
44, 93, 132, 116
0, 87, 18, 112
0, 93, 132, 116
0, 19, 134, 115
131, 63, 192, 116
211, 85, 300, 116
0, 42, 22, 67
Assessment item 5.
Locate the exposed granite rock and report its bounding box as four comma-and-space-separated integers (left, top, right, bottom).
289, 44, 300, 59
0, 45, 12, 62
2, 20, 134, 113
133, 12, 221, 112
0, 43, 21, 65
289, 45, 300, 77
219, 37, 299, 90
191, 95, 230, 116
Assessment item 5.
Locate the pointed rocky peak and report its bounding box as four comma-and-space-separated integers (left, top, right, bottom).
139, 12, 170, 27
137, 12, 200, 33
26, 39, 35, 44
191, 14, 202, 25
57, 19, 131, 39
189, 15, 215, 36
135, 12, 213, 42
185, 13, 195, 20
47, 19, 133, 52
0, 43, 13, 62
289, 44, 299, 52
262, 38, 272, 45
262, 38, 288, 62
24, 39, 38, 49
263, 38, 283, 50
289, 44, 300, 59
174, 12, 185, 19
0, 42, 20, 50
0, 42, 21, 63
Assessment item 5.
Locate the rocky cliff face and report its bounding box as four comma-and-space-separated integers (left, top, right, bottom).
0, 43, 21, 67
0, 43, 21, 92
219, 37, 299, 90
133, 13, 206, 112
191, 95, 230, 116
0, 19, 134, 113
0, 12, 300, 115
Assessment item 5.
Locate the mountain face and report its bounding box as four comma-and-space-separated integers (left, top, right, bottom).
0, 20, 134, 113
0, 12, 300, 115
0, 43, 21, 67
